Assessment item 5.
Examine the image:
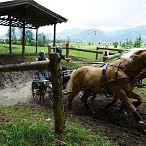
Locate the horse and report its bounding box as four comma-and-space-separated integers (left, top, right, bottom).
66, 48, 146, 133
81, 61, 146, 109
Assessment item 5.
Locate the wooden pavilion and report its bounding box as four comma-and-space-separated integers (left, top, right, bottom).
0, 0, 67, 55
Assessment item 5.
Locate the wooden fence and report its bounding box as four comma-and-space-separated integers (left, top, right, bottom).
0, 53, 64, 134
48, 46, 125, 63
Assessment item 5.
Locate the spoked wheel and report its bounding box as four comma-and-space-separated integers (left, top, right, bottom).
32, 81, 39, 102
45, 85, 53, 108
31, 81, 45, 104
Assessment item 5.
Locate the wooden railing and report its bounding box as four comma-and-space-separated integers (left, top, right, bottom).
48, 46, 125, 63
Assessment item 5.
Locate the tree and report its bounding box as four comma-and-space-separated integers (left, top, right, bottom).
133, 35, 143, 48
38, 33, 48, 47
25, 30, 34, 45
6, 27, 17, 44
122, 39, 133, 49
121, 42, 126, 48
113, 42, 118, 48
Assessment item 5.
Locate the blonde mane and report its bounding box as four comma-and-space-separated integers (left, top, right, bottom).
121, 48, 146, 59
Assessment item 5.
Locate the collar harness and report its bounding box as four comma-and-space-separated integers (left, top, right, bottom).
100, 61, 145, 98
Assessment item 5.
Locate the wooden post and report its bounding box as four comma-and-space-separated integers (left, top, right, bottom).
9, 15, 12, 54
66, 48, 69, 58
96, 47, 98, 60
118, 50, 123, 59
35, 28, 38, 53
103, 50, 109, 62
52, 46, 56, 53
53, 24, 56, 47
66, 44, 69, 58
49, 53, 64, 134
22, 22, 25, 57
48, 45, 51, 57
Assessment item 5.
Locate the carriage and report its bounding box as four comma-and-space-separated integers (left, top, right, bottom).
31, 69, 72, 106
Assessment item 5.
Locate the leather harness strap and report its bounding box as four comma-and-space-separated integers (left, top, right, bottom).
100, 59, 145, 98
101, 63, 113, 98
110, 64, 138, 85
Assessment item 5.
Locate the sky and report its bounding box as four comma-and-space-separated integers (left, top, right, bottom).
0, 0, 146, 34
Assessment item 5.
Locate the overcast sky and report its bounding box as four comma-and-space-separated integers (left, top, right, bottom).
0, 0, 146, 34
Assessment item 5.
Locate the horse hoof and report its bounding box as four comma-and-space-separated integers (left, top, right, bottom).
139, 122, 146, 134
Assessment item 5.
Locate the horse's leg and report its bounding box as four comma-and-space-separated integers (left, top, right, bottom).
80, 90, 92, 109
105, 96, 118, 109
130, 91, 143, 108
80, 90, 97, 114
120, 91, 143, 111
115, 89, 140, 120
114, 89, 146, 133
67, 89, 80, 110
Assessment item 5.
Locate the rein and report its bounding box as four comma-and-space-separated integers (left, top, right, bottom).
109, 61, 142, 86
110, 64, 137, 83
100, 60, 144, 97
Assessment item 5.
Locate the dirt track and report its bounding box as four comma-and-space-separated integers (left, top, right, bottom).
0, 71, 33, 105
0, 56, 146, 146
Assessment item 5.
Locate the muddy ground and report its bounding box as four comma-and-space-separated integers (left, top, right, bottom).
0, 55, 146, 146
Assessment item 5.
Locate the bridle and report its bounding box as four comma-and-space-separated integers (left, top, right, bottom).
109, 60, 146, 87
100, 60, 143, 98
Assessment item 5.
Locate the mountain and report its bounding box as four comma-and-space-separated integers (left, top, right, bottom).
57, 28, 84, 39
1, 26, 146, 43
56, 26, 146, 43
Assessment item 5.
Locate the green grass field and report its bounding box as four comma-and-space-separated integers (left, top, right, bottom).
0, 105, 114, 146
0, 43, 114, 62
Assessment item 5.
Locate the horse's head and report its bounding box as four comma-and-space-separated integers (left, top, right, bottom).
121, 48, 146, 72
131, 49, 146, 68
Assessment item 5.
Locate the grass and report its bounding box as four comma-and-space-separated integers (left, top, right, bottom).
0, 105, 114, 146
0, 43, 107, 62
0, 43, 48, 54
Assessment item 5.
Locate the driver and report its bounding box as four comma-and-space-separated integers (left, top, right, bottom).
55, 46, 71, 71
55, 46, 71, 61
35, 51, 49, 80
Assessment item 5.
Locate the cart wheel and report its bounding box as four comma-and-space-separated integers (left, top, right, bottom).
45, 85, 53, 108
31, 81, 41, 103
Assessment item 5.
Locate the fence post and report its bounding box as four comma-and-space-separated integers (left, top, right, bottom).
96, 47, 98, 60
118, 50, 123, 59
49, 53, 64, 134
103, 50, 109, 62
66, 47, 69, 58
48, 45, 51, 57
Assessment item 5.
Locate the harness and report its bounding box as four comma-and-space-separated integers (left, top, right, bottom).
110, 64, 139, 86
100, 62, 113, 98
100, 60, 145, 98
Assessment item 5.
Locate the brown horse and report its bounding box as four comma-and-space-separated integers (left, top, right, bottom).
66, 48, 146, 133
81, 60, 146, 109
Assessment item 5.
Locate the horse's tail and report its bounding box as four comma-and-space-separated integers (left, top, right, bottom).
66, 69, 76, 93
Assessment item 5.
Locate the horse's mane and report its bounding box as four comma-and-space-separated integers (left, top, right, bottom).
121, 48, 146, 59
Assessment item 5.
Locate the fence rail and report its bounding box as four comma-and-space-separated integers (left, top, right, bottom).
48, 46, 125, 63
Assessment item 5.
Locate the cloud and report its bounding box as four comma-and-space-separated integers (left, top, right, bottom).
0, 0, 146, 33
